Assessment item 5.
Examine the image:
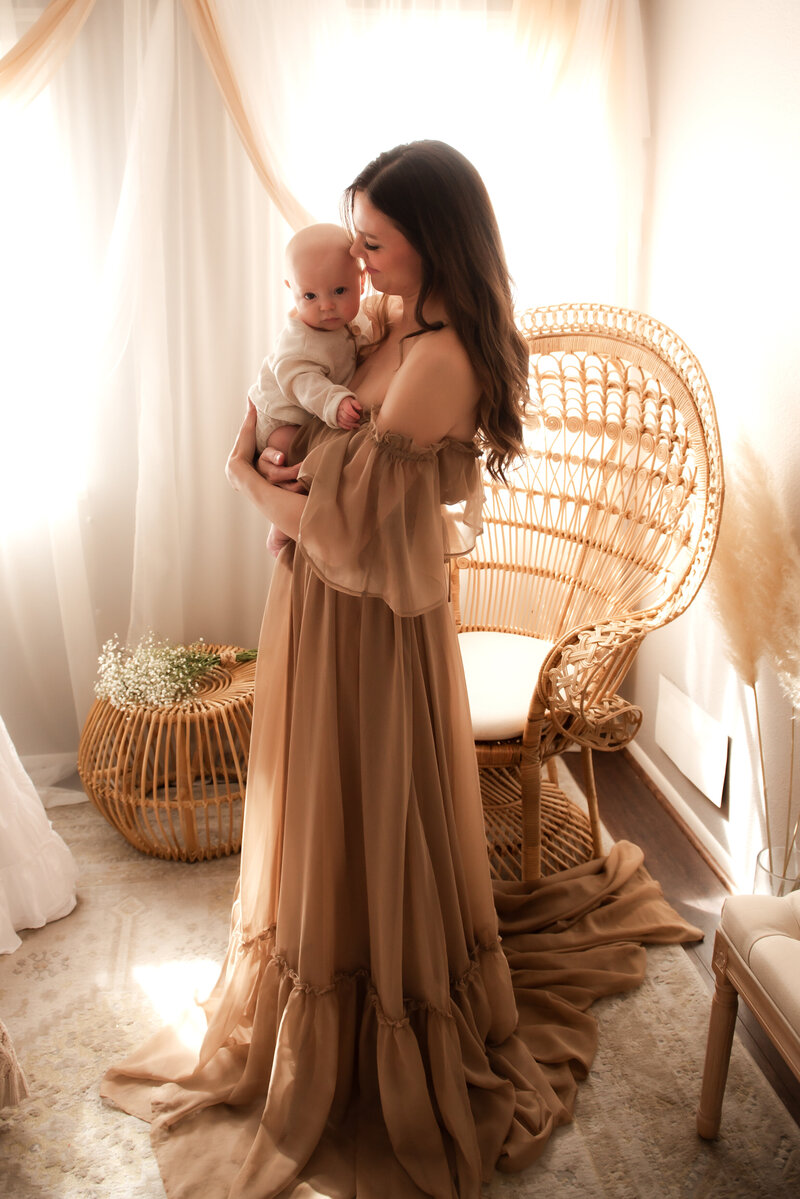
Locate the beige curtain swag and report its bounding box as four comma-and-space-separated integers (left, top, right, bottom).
0, 0, 311, 231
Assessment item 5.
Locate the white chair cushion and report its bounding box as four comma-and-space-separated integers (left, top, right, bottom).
457, 631, 553, 741
721, 892, 800, 1031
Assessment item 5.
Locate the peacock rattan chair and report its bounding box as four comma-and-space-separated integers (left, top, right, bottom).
453, 303, 723, 881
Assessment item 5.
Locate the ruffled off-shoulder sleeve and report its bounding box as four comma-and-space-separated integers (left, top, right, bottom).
296, 422, 483, 616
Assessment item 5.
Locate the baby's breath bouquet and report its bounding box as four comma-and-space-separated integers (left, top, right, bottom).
95, 632, 257, 709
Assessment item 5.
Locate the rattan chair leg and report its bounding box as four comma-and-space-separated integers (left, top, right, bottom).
697, 939, 739, 1140
545, 757, 559, 784
520, 747, 542, 881
580, 746, 604, 859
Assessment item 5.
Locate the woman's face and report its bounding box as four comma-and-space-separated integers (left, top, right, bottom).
350, 191, 423, 299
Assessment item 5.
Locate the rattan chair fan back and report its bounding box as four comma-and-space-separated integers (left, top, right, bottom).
454, 303, 723, 880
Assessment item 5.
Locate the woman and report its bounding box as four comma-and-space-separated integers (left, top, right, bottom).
103, 142, 699, 1199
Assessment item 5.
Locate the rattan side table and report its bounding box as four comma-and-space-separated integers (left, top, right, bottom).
78, 646, 257, 861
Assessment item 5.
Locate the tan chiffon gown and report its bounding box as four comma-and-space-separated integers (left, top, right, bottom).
102, 417, 701, 1199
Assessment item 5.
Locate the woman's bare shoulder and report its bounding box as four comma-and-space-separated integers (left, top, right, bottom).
377, 327, 480, 445
403, 327, 480, 407
412, 323, 474, 367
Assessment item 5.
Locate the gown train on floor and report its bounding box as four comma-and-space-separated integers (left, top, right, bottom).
102, 419, 701, 1199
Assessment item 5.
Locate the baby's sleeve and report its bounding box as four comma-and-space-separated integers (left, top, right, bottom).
273, 329, 356, 428
278, 368, 354, 427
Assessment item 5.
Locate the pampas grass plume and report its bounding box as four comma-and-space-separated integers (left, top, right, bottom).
705, 440, 800, 877
764, 524, 800, 711
717, 441, 800, 705
705, 441, 777, 687
706, 440, 800, 701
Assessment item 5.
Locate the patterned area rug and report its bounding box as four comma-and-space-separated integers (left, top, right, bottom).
1, 784, 799, 1198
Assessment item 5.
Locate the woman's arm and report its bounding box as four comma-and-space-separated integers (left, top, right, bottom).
226, 404, 306, 539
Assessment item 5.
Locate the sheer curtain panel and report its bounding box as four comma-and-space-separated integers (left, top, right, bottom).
0, 0, 648, 791
0, 0, 289, 790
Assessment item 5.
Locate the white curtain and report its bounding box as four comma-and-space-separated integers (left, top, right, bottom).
0, 0, 647, 790
214, 0, 648, 303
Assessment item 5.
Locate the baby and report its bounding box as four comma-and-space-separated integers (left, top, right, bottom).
248, 222, 371, 456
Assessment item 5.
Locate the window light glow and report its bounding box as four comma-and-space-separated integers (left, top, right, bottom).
0, 92, 95, 537
285, 7, 618, 311
132, 959, 221, 1051
0, 4, 623, 537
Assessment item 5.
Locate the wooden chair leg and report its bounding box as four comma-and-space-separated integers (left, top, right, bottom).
520, 747, 542, 882
545, 756, 559, 784
697, 950, 739, 1139
580, 746, 604, 859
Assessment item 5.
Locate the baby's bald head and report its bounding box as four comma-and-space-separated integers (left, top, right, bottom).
285, 223, 354, 277
284, 223, 363, 332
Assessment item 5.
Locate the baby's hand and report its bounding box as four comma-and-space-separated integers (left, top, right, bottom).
336, 395, 362, 430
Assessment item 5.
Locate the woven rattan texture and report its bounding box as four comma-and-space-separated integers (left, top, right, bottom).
481, 766, 593, 880
460, 304, 722, 642
78, 647, 256, 861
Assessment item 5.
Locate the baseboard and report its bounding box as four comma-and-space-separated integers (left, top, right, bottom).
624, 742, 739, 893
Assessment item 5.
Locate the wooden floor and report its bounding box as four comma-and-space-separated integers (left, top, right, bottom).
562, 748, 800, 1130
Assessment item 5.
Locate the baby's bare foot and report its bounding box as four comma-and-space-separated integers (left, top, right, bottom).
267, 525, 291, 558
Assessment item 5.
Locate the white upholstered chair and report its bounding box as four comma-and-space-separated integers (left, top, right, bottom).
453, 303, 724, 881
697, 891, 800, 1139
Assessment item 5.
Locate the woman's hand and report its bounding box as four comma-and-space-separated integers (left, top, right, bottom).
256, 424, 304, 492
225, 402, 259, 492
225, 405, 307, 540
255, 445, 304, 492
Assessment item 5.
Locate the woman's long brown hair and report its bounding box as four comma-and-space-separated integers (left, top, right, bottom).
343, 140, 529, 480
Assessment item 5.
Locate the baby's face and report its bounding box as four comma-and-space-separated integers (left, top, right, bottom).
286, 246, 363, 332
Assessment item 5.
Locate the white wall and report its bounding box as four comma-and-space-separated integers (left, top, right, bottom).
626, 0, 800, 889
